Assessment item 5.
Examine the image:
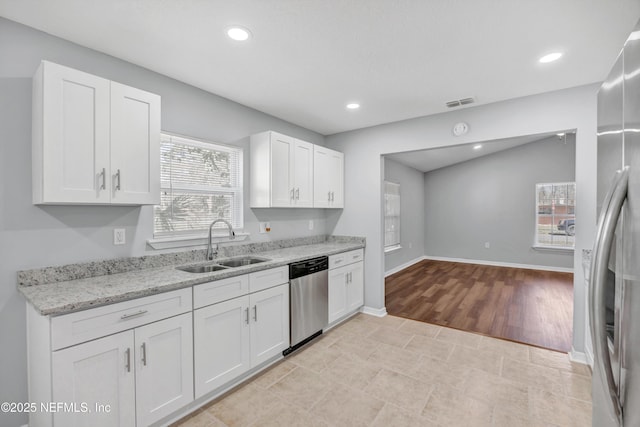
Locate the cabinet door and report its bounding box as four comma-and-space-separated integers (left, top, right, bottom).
313, 145, 331, 208
250, 284, 290, 366
313, 146, 343, 208
346, 262, 364, 312
293, 140, 314, 207
194, 296, 251, 398
328, 150, 344, 208
270, 133, 295, 207
135, 313, 193, 426
52, 331, 135, 427
110, 82, 161, 205
328, 266, 348, 323
39, 61, 111, 204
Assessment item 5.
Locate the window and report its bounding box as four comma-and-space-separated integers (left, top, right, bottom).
154, 133, 243, 237
535, 182, 575, 249
384, 181, 401, 251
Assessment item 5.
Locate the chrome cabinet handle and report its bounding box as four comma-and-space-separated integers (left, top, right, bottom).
141, 342, 147, 366
125, 348, 131, 372
121, 309, 148, 320
253, 305, 258, 322
115, 169, 121, 191
290, 188, 294, 200
328, 191, 331, 201
331, 191, 334, 202
99, 168, 106, 190
296, 188, 300, 200
590, 166, 628, 426
245, 307, 249, 325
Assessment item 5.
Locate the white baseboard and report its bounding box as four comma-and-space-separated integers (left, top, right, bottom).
385, 256, 426, 277
569, 348, 590, 367
422, 255, 574, 273
361, 306, 387, 317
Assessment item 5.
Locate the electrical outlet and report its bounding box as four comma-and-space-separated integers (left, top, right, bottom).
259, 222, 271, 234
484, 241, 490, 249
308, 220, 314, 230
114, 228, 126, 245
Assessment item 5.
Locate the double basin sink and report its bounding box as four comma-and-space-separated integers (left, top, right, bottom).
176, 256, 270, 273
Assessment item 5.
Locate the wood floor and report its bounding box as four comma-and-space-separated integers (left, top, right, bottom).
385, 260, 574, 352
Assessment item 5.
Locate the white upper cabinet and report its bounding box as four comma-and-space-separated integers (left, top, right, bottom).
250, 131, 313, 208
109, 82, 161, 205
250, 131, 344, 209
32, 60, 160, 205
313, 145, 344, 208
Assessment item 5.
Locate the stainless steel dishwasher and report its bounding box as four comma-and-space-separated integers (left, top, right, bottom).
284, 256, 328, 355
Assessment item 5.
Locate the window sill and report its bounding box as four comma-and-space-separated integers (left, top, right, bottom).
532, 245, 574, 253
147, 232, 249, 250
384, 244, 402, 253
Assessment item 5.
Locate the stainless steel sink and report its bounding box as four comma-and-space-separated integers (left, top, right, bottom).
176, 264, 229, 273
176, 256, 270, 273
217, 256, 270, 267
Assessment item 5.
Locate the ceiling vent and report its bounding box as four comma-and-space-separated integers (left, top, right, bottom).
446, 97, 475, 108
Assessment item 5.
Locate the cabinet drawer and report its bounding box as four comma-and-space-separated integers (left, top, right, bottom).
51, 288, 192, 350
329, 249, 364, 269
193, 274, 249, 309
249, 266, 289, 293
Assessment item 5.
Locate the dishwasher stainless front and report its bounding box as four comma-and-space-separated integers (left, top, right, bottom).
285, 256, 329, 354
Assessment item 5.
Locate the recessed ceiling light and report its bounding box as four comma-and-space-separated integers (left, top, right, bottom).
473, 144, 482, 150
346, 103, 360, 110
227, 26, 251, 41
539, 52, 563, 63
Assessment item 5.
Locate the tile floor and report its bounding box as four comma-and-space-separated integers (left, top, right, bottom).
174, 313, 592, 427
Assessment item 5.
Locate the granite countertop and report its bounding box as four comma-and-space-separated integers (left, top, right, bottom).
19, 238, 364, 316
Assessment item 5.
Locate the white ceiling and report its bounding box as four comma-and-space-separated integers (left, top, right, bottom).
385, 132, 564, 173
0, 1, 639, 135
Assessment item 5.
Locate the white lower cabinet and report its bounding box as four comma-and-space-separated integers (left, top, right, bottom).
249, 284, 290, 366
328, 249, 364, 324
194, 283, 289, 398
134, 314, 194, 426
194, 296, 251, 397
51, 313, 193, 427
51, 332, 135, 427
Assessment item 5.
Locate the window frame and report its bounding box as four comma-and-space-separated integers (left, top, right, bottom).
534, 181, 576, 250
153, 132, 244, 240
384, 180, 401, 252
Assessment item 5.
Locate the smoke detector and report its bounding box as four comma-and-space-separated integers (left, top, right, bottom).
446, 97, 475, 108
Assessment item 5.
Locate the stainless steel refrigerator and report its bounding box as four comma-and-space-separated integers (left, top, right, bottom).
592, 20, 640, 427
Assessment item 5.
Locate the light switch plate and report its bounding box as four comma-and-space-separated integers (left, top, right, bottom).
114, 228, 126, 245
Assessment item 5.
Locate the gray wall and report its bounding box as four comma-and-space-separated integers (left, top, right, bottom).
383, 158, 425, 273
423, 135, 576, 268
326, 84, 598, 357
0, 18, 327, 426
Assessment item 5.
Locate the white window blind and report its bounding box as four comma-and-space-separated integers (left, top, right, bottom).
384, 181, 401, 249
154, 133, 243, 237
535, 182, 575, 249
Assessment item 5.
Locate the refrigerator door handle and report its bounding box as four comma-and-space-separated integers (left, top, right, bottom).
590, 166, 629, 426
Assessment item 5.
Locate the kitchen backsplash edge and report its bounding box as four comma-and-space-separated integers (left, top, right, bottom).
18, 235, 365, 286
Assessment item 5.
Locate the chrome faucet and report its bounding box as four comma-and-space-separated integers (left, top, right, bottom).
207, 219, 236, 260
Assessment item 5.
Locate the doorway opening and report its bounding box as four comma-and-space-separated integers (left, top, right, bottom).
382, 131, 576, 352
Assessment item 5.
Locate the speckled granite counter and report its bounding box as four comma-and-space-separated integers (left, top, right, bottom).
18, 236, 365, 316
